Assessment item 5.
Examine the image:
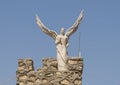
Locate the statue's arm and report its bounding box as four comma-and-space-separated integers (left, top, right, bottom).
66, 10, 84, 37
36, 15, 57, 40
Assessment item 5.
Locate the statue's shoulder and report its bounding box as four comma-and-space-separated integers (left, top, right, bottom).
56, 35, 62, 38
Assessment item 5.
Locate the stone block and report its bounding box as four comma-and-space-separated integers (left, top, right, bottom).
16, 57, 83, 85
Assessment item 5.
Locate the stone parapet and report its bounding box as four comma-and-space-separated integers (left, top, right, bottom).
16, 57, 83, 85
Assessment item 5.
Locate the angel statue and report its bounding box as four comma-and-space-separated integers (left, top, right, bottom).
36, 10, 83, 71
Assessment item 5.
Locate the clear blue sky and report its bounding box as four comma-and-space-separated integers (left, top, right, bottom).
0, 0, 120, 85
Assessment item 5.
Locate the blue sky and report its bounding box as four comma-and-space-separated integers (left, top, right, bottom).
0, 0, 120, 85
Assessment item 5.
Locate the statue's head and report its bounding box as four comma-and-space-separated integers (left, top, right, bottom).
60, 28, 65, 35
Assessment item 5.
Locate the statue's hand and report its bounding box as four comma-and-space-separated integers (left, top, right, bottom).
66, 43, 69, 47
55, 36, 61, 45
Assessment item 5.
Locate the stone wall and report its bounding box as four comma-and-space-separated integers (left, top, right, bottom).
16, 57, 83, 85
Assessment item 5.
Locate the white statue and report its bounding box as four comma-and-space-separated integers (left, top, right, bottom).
36, 10, 83, 71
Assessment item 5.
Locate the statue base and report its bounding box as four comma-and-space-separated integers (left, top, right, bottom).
16, 57, 83, 85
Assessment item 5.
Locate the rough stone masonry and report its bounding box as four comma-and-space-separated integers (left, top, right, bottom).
16, 57, 83, 85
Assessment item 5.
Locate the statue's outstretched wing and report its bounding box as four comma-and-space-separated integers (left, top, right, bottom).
36, 15, 57, 40
65, 10, 84, 38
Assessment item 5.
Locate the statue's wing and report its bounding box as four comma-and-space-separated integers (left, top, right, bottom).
36, 15, 57, 40
66, 10, 84, 38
